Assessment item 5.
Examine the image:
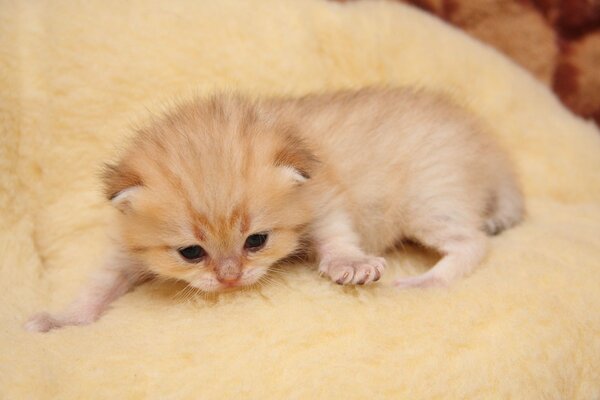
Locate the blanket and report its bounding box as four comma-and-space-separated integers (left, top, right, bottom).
1, 0, 599, 398
389, 0, 600, 125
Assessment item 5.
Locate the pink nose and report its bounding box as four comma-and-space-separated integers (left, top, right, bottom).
216, 274, 241, 284
215, 258, 242, 284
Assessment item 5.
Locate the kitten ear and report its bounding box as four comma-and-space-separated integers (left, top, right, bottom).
274, 134, 318, 184
102, 163, 143, 212
109, 186, 141, 212
281, 165, 309, 184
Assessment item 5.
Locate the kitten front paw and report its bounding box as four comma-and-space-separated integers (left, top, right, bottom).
24, 312, 60, 332
319, 255, 386, 285
24, 312, 94, 332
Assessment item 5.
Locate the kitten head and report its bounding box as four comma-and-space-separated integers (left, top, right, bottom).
104, 94, 318, 292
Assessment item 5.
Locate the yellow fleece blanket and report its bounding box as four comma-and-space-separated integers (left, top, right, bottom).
1, 1, 599, 398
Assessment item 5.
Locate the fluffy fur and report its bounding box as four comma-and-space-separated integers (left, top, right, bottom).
3, 0, 600, 398
25, 88, 523, 332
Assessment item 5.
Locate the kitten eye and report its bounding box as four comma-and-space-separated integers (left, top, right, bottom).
244, 233, 268, 251
178, 245, 206, 262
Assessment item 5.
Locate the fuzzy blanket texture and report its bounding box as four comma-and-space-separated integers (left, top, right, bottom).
1, 0, 600, 399
377, 0, 600, 125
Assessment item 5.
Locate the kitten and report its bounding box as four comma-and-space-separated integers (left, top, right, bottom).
25, 88, 523, 332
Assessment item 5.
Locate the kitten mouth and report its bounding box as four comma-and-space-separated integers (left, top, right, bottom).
192, 268, 266, 292
191, 279, 245, 293
219, 281, 241, 289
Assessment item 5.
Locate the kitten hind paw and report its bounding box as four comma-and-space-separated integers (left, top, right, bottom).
393, 273, 447, 289
320, 255, 386, 285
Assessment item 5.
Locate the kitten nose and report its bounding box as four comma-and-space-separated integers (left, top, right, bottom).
215, 258, 242, 284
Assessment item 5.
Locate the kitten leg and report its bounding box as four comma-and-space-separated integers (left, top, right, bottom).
315, 209, 386, 285
394, 226, 488, 288
484, 178, 524, 235
25, 251, 147, 332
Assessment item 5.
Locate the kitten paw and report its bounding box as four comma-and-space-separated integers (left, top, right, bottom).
393, 273, 447, 289
24, 312, 95, 332
320, 255, 386, 285
24, 312, 60, 333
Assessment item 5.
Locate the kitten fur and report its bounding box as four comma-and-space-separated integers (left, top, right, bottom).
25, 87, 524, 332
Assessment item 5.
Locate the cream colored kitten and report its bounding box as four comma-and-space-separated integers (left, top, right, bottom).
26, 88, 523, 332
